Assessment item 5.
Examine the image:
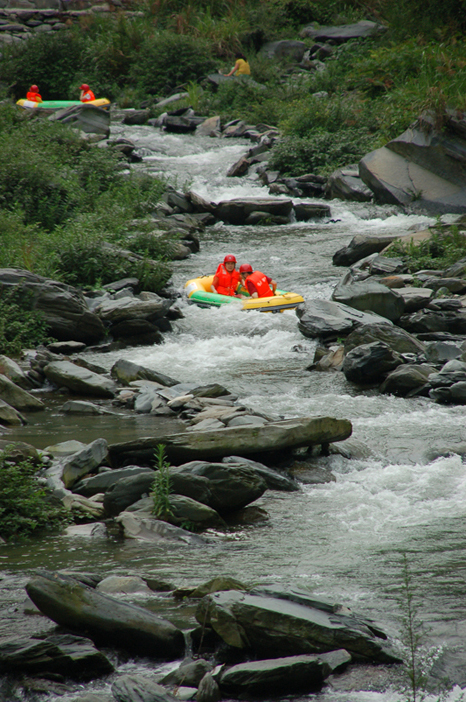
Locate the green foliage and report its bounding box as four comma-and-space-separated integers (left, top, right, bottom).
151, 444, 173, 519
387, 225, 466, 273
0, 287, 52, 356
269, 128, 375, 176
130, 31, 215, 96
0, 450, 69, 540
0, 31, 86, 101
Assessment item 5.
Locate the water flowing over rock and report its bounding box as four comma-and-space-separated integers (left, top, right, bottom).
0, 268, 106, 344
195, 590, 401, 663
297, 299, 393, 340
217, 650, 351, 695
108, 417, 352, 465
26, 572, 185, 658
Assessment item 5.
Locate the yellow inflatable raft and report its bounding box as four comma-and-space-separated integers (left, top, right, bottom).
16, 98, 111, 110
185, 275, 304, 312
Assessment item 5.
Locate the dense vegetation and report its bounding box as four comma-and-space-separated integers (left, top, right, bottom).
0, 104, 177, 352
0, 449, 70, 540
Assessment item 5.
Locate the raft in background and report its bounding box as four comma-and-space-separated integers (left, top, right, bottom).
16, 98, 111, 110
184, 275, 304, 312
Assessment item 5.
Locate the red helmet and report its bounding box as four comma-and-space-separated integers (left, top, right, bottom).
79, 83, 90, 91
30, 85, 39, 91
224, 254, 236, 263
239, 263, 253, 273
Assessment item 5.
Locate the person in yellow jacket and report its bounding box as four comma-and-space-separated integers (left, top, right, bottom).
224, 53, 251, 77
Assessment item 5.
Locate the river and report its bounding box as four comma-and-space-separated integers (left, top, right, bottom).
3, 121, 466, 702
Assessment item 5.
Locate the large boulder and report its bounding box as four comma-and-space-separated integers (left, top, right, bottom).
300, 20, 385, 42
342, 342, 403, 385
115, 512, 208, 545
380, 364, 433, 396
95, 296, 172, 325
218, 650, 351, 696
222, 456, 299, 492
0, 268, 105, 344
26, 572, 185, 658
359, 115, 466, 215
103, 471, 155, 516
0, 633, 113, 679
0, 398, 25, 426
61, 438, 109, 489
43, 361, 116, 398
344, 323, 425, 355
212, 198, 293, 225
260, 40, 307, 62
332, 280, 405, 322
325, 167, 372, 204
112, 674, 179, 702
0, 374, 44, 412
108, 417, 353, 465
166, 494, 225, 528
50, 104, 110, 136
333, 234, 401, 267
195, 590, 401, 663
169, 461, 267, 514
72, 465, 153, 497
398, 309, 466, 334
297, 299, 393, 340
110, 358, 179, 387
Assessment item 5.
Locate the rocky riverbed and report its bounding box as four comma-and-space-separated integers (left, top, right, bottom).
3, 106, 466, 702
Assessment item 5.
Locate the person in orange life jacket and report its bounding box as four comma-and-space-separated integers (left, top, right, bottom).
211, 254, 241, 296
26, 85, 42, 102
239, 263, 277, 298
79, 84, 96, 102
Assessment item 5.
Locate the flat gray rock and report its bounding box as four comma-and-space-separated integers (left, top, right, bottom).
26, 572, 185, 658
297, 299, 393, 340
43, 361, 116, 398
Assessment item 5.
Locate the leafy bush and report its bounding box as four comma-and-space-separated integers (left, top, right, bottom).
387, 225, 466, 272
269, 128, 376, 176
130, 31, 216, 96
0, 287, 52, 356
0, 451, 69, 540
0, 31, 86, 101
151, 444, 173, 519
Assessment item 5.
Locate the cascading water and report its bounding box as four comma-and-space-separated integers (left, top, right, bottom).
4, 121, 466, 702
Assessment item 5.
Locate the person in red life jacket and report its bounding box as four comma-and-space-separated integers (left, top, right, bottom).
211, 254, 241, 296
26, 85, 42, 103
79, 84, 96, 102
239, 263, 277, 298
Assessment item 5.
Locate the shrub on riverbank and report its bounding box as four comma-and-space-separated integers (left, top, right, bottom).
388, 224, 466, 273
0, 450, 70, 540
